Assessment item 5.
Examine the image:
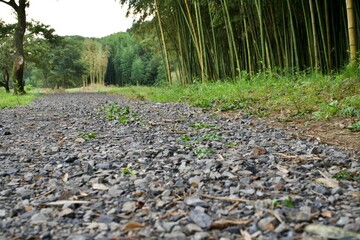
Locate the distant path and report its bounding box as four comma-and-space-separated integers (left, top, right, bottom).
0, 93, 359, 239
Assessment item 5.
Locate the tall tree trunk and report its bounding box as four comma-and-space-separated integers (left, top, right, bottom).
0, 0, 28, 94
1, 67, 10, 93
346, 0, 357, 65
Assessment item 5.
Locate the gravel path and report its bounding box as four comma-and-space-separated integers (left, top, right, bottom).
0, 93, 359, 240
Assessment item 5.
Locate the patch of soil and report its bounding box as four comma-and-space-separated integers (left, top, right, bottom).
221, 110, 359, 151
267, 115, 360, 152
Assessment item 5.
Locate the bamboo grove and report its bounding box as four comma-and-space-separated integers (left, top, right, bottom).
121, 0, 360, 84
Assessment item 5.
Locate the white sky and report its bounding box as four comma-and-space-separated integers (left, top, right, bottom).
0, 0, 134, 38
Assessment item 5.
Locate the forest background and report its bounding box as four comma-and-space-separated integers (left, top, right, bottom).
1, 0, 360, 141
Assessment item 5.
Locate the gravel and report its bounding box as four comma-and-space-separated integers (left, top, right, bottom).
0, 92, 359, 239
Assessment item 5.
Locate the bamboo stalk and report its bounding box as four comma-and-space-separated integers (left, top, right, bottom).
346, 0, 357, 65
154, 0, 172, 84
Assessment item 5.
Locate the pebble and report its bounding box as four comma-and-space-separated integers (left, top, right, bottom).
192, 232, 210, 240
0, 210, 6, 218
30, 213, 48, 224
0, 93, 358, 240
189, 208, 212, 229
185, 196, 208, 207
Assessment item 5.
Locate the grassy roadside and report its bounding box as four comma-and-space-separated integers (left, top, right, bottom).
94, 68, 360, 131
2, 67, 358, 130
0, 87, 40, 109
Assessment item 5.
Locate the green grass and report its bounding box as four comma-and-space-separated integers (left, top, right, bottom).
0, 88, 40, 109
101, 68, 359, 120
68, 66, 360, 121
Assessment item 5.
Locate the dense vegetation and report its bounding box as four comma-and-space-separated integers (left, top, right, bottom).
119, 0, 359, 83
0, 24, 165, 89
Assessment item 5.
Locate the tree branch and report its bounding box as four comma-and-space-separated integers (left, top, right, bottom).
0, 0, 18, 10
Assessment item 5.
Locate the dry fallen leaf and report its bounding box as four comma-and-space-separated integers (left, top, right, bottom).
241, 229, 252, 240
24, 205, 33, 212
211, 219, 251, 230
62, 173, 69, 183
251, 146, 267, 156
320, 211, 332, 218
315, 178, 339, 188
78, 190, 89, 197
352, 192, 360, 201
122, 222, 146, 232
276, 165, 290, 174
92, 183, 109, 191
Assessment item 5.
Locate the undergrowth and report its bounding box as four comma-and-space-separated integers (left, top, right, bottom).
0, 87, 40, 109
104, 66, 359, 121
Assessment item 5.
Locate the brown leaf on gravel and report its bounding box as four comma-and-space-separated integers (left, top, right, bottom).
210, 219, 252, 230
122, 222, 146, 232
276, 165, 290, 174
158, 209, 188, 219
315, 178, 339, 188
62, 173, 69, 183
352, 192, 360, 201
24, 205, 33, 212
251, 146, 267, 157
320, 211, 332, 218
241, 230, 252, 240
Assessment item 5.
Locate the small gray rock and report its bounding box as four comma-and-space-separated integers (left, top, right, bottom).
30, 213, 48, 224
121, 201, 136, 213
16, 187, 34, 198
192, 232, 210, 240
313, 185, 331, 196
337, 216, 350, 226
0, 210, 6, 218
186, 223, 203, 233
164, 232, 186, 240
108, 186, 124, 197
96, 214, 114, 224
185, 196, 208, 207
189, 208, 212, 229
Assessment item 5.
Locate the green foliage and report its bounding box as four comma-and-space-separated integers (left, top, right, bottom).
194, 148, 215, 157
201, 133, 220, 140
101, 32, 163, 86
349, 119, 360, 132
333, 170, 360, 181
272, 199, 281, 208
24, 84, 34, 92
119, 168, 136, 176
282, 196, 295, 208
272, 197, 296, 209
313, 100, 340, 120
104, 68, 359, 124
103, 103, 139, 124
227, 142, 237, 147
190, 122, 218, 130
78, 132, 97, 140
178, 135, 192, 142
0, 89, 39, 109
